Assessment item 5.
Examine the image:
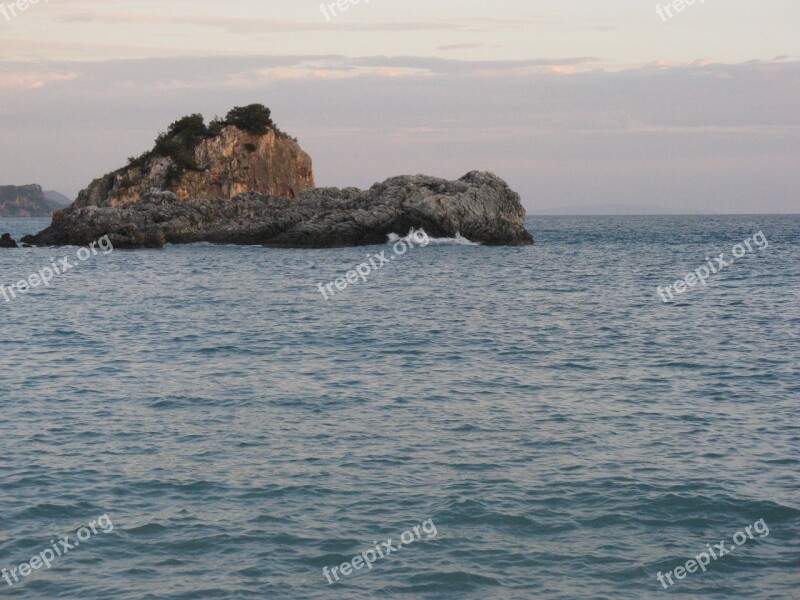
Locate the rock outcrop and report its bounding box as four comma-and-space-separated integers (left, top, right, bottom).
24, 172, 533, 249
74, 126, 314, 209
0, 185, 65, 217
0, 233, 18, 248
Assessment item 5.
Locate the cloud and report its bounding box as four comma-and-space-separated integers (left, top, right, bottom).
0, 55, 797, 212
57, 12, 502, 34
437, 43, 486, 51
0, 54, 604, 90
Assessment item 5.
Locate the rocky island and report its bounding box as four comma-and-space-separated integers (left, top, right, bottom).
15, 105, 533, 249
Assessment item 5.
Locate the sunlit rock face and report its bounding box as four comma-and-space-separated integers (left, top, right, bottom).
73, 126, 315, 209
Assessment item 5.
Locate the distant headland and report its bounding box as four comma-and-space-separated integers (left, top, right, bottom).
0, 185, 70, 217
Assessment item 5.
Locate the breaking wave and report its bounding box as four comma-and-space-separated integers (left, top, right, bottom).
387, 230, 479, 246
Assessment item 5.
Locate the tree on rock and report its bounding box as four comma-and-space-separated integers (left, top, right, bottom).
166, 114, 208, 143
225, 104, 273, 135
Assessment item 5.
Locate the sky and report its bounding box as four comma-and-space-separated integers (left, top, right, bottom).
1, 0, 798, 213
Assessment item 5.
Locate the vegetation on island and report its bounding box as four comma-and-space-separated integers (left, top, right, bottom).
126, 104, 296, 177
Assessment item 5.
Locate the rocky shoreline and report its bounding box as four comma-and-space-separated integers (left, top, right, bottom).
15, 172, 533, 249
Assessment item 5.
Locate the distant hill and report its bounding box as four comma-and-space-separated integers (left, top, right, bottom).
0, 184, 67, 217
530, 203, 714, 216
43, 190, 72, 208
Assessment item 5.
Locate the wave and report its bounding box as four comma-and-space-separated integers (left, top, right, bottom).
387, 229, 479, 246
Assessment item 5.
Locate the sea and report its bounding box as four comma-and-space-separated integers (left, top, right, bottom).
1, 214, 798, 599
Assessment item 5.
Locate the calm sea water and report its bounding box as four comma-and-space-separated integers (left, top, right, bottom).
1, 215, 798, 599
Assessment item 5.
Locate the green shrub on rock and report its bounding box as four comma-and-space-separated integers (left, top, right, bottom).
125, 105, 288, 180
224, 104, 273, 135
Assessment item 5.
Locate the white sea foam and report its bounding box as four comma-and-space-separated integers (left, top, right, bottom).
387, 230, 478, 246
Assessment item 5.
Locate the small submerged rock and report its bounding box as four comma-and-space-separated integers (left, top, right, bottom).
0, 233, 18, 248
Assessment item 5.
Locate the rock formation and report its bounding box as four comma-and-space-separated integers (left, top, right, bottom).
0, 233, 18, 248
24, 172, 533, 249
0, 185, 65, 217
22, 105, 532, 249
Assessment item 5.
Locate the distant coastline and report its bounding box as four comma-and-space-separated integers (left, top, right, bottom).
0, 185, 70, 217
529, 203, 715, 216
